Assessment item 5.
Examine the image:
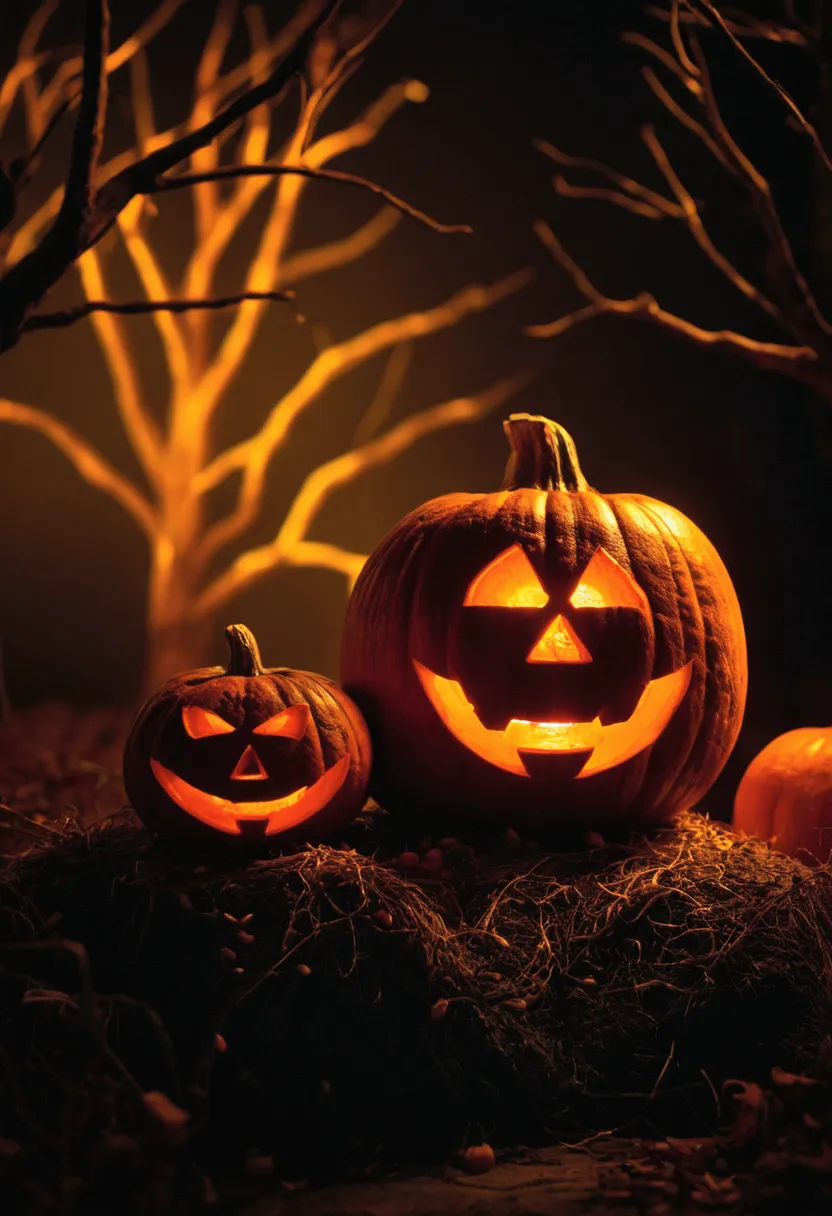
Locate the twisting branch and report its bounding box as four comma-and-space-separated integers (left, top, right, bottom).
691, 0, 832, 170
21, 290, 296, 333
0, 0, 529, 688
530, 0, 832, 397
195, 372, 534, 615
0, 0, 339, 349
153, 164, 472, 235
529, 221, 817, 379
197, 270, 532, 496
278, 207, 401, 285
0, 398, 157, 536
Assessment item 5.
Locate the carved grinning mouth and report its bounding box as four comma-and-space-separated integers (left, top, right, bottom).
413, 660, 693, 778
150, 755, 350, 836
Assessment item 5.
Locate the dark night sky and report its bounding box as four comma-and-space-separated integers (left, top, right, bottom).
1, 0, 831, 817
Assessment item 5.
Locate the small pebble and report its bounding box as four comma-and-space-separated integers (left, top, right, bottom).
214, 1034, 228, 1053
220, 947, 236, 962
374, 909, 393, 928
398, 851, 420, 868
421, 847, 444, 871
296, 963, 312, 976
237, 930, 255, 944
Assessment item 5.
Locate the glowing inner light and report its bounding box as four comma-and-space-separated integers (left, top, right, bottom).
150, 755, 350, 835
569, 547, 649, 612
413, 660, 692, 779
182, 705, 237, 738
464, 544, 549, 608
527, 613, 591, 663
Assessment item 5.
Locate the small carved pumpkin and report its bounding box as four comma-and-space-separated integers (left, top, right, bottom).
124, 624, 371, 846
734, 728, 832, 863
340, 413, 747, 831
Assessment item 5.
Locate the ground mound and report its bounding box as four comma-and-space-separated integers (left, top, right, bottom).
1, 809, 831, 1212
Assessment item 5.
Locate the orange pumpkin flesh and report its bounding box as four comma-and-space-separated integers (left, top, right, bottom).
734, 727, 832, 863
124, 624, 371, 847
340, 414, 747, 831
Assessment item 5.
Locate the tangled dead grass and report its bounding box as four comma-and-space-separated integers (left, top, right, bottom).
1, 805, 832, 1212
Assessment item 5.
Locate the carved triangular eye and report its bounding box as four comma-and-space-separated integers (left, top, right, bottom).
464, 544, 549, 608
569, 547, 647, 612
253, 704, 310, 740
182, 706, 236, 738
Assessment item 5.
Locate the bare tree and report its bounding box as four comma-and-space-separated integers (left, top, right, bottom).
528, 0, 832, 402
0, 0, 531, 688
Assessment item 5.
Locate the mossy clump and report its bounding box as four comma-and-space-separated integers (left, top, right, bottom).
1, 810, 831, 1212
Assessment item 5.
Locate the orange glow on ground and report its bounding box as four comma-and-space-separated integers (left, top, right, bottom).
413, 660, 692, 778
527, 613, 591, 663
463, 544, 549, 608
150, 755, 350, 835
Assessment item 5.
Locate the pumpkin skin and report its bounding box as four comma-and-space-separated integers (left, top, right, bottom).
734, 728, 832, 863
340, 414, 747, 832
124, 624, 371, 848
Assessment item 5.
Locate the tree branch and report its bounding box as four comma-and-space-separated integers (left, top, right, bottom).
646, 4, 811, 45
278, 207, 401, 286
690, 0, 832, 171
194, 269, 533, 566
529, 220, 817, 378
535, 137, 682, 218
0, 398, 156, 536
21, 290, 295, 333
153, 163, 472, 236
195, 372, 531, 614
51, 0, 109, 257
0, 0, 337, 350
116, 198, 190, 396
75, 248, 163, 487
640, 122, 781, 317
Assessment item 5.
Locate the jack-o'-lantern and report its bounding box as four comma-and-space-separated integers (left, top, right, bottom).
340, 414, 747, 831
124, 624, 371, 847
734, 728, 832, 863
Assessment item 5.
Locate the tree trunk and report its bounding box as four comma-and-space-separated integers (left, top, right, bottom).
143, 613, 216, 692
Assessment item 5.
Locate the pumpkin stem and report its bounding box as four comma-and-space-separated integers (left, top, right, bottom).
501, 414, 589, 493
224, 624, 264, 676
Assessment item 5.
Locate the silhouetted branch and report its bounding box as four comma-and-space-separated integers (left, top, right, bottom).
0, 0, 338, 351
528, 221, 817, 379
533, 0, 832, 395
154, 163, 473, 235
21, 290, 296, 333
691, 0, 832, 170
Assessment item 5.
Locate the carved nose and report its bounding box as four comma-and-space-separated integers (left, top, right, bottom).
527, 614, 592, 664
230, 744, 268, 780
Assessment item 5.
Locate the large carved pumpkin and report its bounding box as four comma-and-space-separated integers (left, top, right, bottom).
734, 728, 832, 863
340, 414, 747, 831
125, 624, 371, 847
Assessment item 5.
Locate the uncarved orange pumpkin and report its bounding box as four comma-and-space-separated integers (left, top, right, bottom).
734, 728, 832, 863
340, 413, 747, 832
